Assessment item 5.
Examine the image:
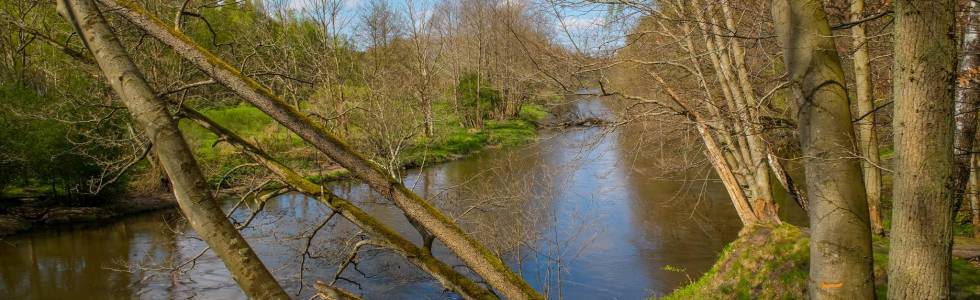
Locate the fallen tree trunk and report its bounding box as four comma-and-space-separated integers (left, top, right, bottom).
56, 0, 288, 298
177, 105, 498, 300
97, 1, 540, 298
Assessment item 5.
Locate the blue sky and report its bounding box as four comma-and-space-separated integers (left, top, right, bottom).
273, 0, 627, 53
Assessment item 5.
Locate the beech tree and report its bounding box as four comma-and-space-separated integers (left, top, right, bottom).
772, 0, 874, 298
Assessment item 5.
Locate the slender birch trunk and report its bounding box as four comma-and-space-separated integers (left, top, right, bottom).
954, 0, 980, 210
772, 0, 874, 298
56, 0, 288, 298
849, 0, 885, 236
96, 1, 541, 298
971, 150, 980, 239
888, 0, 957, 298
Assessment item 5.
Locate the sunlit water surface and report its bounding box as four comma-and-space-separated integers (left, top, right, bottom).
0, 99, 804, 299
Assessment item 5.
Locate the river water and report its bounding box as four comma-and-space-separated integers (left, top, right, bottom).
0, 99, 786, 299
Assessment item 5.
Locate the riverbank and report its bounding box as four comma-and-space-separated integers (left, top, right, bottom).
0, 104, 552, 237
0, 192, 176, 237
178, 103, 550, 185
662, 224, 980, 299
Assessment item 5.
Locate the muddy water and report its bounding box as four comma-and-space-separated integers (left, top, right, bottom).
0, 99, 789, 299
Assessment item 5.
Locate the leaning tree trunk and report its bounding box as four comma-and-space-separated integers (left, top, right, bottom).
850, 0, 885, 236
177, 105, 499, 300
954, 0, 980, 211
888, 0, 957, 299
96, 1, 541, 299
772, 0, 874, 298
56, 0, 288, 298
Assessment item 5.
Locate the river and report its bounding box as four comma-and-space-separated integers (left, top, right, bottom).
0, 99, 791, 299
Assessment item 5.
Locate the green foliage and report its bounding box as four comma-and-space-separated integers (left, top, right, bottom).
0, 84, 107, 198
457, 72, 501, 123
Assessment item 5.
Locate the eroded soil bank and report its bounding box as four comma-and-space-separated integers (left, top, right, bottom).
0, 193, 176, 237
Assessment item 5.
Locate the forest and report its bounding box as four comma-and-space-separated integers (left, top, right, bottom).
0, 0, 978, 299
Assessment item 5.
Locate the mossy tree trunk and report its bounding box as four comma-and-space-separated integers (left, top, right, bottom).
887, 0, 957, 298
771, 0, 875, 298
96, 1, 541, 298
177, 105, 499, 300
56, 0, 288, 298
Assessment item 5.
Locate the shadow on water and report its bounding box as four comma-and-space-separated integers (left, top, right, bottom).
0, 97, 804, 299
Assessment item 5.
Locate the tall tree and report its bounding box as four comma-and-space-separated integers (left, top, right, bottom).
850, 0, 885, 236
55, 0, 289, 298
771, 0, 875, 298
887, 0, 957, 298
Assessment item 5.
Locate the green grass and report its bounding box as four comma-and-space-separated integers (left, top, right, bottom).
662, 225, 980, 299
662, 224, 809, 300
179, 102, 544, 182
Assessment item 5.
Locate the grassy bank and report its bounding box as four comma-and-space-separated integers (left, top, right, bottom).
661, 224, 980, 299
179, 103, 549, 185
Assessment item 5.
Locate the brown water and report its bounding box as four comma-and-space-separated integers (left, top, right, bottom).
0, 99, 800, 299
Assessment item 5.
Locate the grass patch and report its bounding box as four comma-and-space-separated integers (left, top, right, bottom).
662, 224, 808, 300
180, 103, 543, 182
663, 225, 980, 299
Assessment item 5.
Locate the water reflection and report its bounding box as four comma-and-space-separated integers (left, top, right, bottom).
0, 98, 757, 299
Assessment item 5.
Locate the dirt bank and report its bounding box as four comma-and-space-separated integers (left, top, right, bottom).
0, 192, 176, 237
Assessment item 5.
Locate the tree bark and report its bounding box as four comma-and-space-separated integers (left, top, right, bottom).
96, 1, 541, 299
850, 0, 885, 236
177, 105, 499, 300
771, 0, 875, 298
954, 0, 980, 211
718, 2, 779, 224
887, 0, 957, 298
56, 0, 288, 298
971, 150, 980, 239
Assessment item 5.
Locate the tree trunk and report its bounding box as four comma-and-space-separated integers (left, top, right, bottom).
888, 0, 957, 298
56, 1, 288, 298
96, 1, 541, 299
971, 150, 980, 239
771, 0, 875, 298
850, 0, 885, 236
649, 71, 760, 225
178, 105, 498, 300
717, 2, 779, 224
954, 0, 980, 210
